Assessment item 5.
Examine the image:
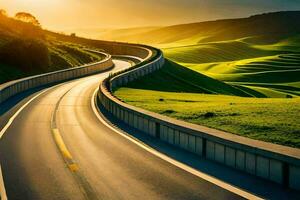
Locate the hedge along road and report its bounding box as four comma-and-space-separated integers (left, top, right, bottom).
0, 59, 245, 200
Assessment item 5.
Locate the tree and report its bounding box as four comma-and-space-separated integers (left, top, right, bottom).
0, 9, 7, 16
15, 12, 40, 26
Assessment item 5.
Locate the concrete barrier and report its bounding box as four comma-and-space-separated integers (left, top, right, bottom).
97, 46, 300, 191
0, 52, 113, 104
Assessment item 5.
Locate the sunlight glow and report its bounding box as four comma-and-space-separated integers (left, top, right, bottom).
0, 0, 299, 31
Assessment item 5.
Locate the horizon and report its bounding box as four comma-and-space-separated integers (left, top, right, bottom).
1, 0, 300, 32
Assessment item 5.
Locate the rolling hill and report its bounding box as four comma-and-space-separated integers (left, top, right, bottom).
98, 11, 300, 45
114, 11, 300, 147
99, 11, 300, 97
0, 11, 105, 84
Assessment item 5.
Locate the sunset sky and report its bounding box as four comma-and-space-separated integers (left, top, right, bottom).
1, 0, 300, 30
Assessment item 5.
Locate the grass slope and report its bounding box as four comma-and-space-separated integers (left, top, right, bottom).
114, 11, 300, 147
0, 13, 105, 84
115, 60, 300, 148
98, 11, 300, 45
122, 60, 255, 97
164, 36, 300, 98
115, 88, 300, 148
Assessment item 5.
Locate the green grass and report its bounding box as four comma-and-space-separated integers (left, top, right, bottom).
163, 35, 300, 98
163, 40, 279, 64
48, 41, 104, 71
121, 60, 256, 97
114, 22, 300, 147
115, 88, 300, 148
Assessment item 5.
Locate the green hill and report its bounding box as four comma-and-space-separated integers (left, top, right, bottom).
164, 34, 300, 98
100, 11, 300, 97
123, 60, 256, 97
99, 11, 300, 45
114, 11, 300, 147
0, 11, 105, 84
115, 58, 300, 147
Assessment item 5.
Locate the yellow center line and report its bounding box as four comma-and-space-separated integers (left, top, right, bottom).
68, 164, 80, 172
52, 129, 79, 172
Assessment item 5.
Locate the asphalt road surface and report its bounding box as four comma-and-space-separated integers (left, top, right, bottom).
0, 60, 244, 200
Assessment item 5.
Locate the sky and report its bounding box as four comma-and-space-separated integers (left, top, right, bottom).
1, 0, 300, 31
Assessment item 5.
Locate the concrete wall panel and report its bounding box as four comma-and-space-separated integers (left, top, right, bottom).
215, 143, 225, 163
138, 116, 144, 131
149, 121, 155, 137
133, 115, 138, 129
225, 147, 235, 168
195, 137, 203, 156
289, 165, 300, 190
269, 159, 283, 184
245, 153, 256, 175
143, 118, 149, 134
179, 132, 188, 150
163, 125, 169, 142
206, 141, 215, 160
256, 156, 270, 179
174, 130, 180, 147
167, 128, 174, 144
236, 150, 245, 171
188, 135, 196, 153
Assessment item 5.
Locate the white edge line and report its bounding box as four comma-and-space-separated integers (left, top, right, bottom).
0, 84, 63, 200
0, 165, 7, 200
0, 85, 62, 139
91, 88, 264, 200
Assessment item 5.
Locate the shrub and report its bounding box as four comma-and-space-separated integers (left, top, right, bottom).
0, 9, 7, 17
0, 39, 49, 72
204, 112, 215, 118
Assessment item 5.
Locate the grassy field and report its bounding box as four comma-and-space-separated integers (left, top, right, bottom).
119, 60, 254, 96
114, 12, 300, 148
114, 60, 300, 147
163, 36, 300, 98
115, 88, 300, 148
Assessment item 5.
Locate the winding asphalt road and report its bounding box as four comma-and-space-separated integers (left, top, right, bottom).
0, 60, 244, 200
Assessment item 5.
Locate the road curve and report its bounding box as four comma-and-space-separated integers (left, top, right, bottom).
0, 60, 242, 200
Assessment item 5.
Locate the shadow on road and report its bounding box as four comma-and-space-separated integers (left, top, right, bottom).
97, 100, 300, 200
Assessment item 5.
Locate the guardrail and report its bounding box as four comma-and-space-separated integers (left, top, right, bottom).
98, 47, 300, 191
0, 52, 113, 104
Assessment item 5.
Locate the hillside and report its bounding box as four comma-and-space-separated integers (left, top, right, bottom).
0, 11, 105, 84
98, 11, 300, 45
100, 11, 300, 97
123, 60, 256, 97
112, 11, 300, 98
114, 11, 300, 147
65, 27, 160, 41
